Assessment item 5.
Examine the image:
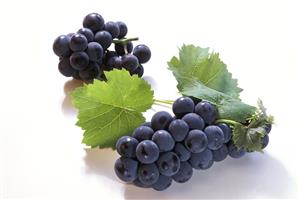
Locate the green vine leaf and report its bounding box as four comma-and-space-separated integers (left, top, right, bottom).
71, 69, 154, 149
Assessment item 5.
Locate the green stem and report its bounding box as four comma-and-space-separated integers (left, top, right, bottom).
154, 99, 174, 105
112, 37, 139, 45
215, 119, 243, 127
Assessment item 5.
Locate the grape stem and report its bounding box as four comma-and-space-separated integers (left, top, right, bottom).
153, 99, 174, 105
112, 37, 139, 45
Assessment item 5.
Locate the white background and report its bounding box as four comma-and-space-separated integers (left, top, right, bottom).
1, 0, 299, 199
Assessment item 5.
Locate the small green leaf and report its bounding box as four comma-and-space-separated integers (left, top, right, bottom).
168, 44, 242, 99
71, 69, 154, 149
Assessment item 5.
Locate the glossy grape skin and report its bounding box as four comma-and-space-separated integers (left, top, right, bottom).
86, 42, 103, 62
227, 141, 246, 158
58, 57, 76, 77
173, 143, 191, 162
78, 62, 100, 80
106, 56, 122, 69
217, 123, 232, 143
136, 140, 159, 164
151, 111, 173, 131
212, 144, 228, 162
133, 178, 151, 188
116, 136, 139, 158
172, 162, 193, 183
168, 119, 189, 142
184, 130, 208, 153
114, 157, 138, 182
104, 21, 120, 38
182, 113, 205, 130
132, 126, 154, 142
152, 175, 172, 191
141, 122, 152, 128
115, 41, 133, 55
94, 31, 112, 49
70, 51, 89, 71
83, 13, 105, 32
189, 149, 214, 170
121, 54, 139, 72
133, 44, 151, 64
116, 21, 128, 39
53, 35, 71, 57
156, 152, 180, 176
77, 28, 94, 42
172, 97, 195, 118
69, 33, 88, 52
261, 134, 269, 149
204, 125, 225, 150
131, 65, 144, 77
138, 163, 160, 186
152, 130, 175, 152
194, 101, 217, 125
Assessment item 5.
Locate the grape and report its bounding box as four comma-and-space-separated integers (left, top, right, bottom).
67, 33, 75, 38
227, 141, 246, 158
104, 21, 120, 39
172, 97, 195, 118
94, 31, 112, 49
173, 143, 191, 162
70, 51, 89, 71
72, 70, 81, 80
184, 130, 208, 153
106, 56, 122, 69
132, 126, 154, 141
69, 33, 88, 52
204, 125, 225, 150
168, 119, 189, 142
189, 96, 202, 105
133, 178, 151, 188
182, 113, 205, 130
58, 57, 76, 77
53, 35, 71, 57
116, 136, 139, 158
261, 134, 269, 149
114, 157, 138, 182
133, 44, 151, 64
152, 175, 172, 191
189, 149, 214, 170
172, 162, 193, 183
79, 62, 100, 80
194, 101, 217, 125
141, 122, 152, 128
217, 123, 232, 143
121, 54, 139, 72
265, 124, 272, 133
131, 65, 144, 77
116, 21, 128, 39
138, 163, 160, 186
152, 130, 175, 152
136, 140, 159, 164
77, 28, 94, 42
115, 42, 133, 55
212, 144, 228, 162
151, 111, 173, 131
156, 152, 180, 176
83, 13, 105, 32
86, 42, 103, 62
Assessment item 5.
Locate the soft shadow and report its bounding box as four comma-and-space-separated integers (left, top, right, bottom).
61, 79, 83, 116
124, 152, 297, 199
84, 148, 119, 180
143, 76, 157, 90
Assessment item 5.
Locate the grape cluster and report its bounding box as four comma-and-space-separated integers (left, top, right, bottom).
114, 97, 271, 191
53, 13, 151, 82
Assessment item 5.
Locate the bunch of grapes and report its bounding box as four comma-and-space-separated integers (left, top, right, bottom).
114, 97, 271, 191
53, 13, 151, 82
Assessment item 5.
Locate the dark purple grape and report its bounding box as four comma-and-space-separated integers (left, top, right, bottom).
114, 157, 138, 182
86, 42, 103, 62
70, 51, 89, 71
116, 136, 139, 158
151, 111, 173, 131
184, 130, 208, 153
132, 126, 154, 142
141, 122, 152, 128
217, 123, 232, 143
104, 21, 120, 38
212, 144, 228, 162
152, 130, 175, 152
115, 42, 133, 55
77, 28, 94, 42
261, 134, 269, 149
94, 31, 112, 49
194, 101, 217, 125
130, 65, 144, 77
189, 149, 214, 170
172, 161, 193, 183
78, 62, 99, 80
138, 163, 159, 186
58, 57, 76, 77
83, 13, 105, 32
133, 44, 151, 64
106, 56, 122, 69
173, 143, 191, 162
265, 124, 272, 133
69, 33, 88, 52
182, 113, 205, 130
172, 97, 194, 118
156, 152, 180, 176
136, 140, 159, 164
53, 35, 71, 57
116, 21, 128, 39
204, 125, 225, 150
152, 175, 172, 191
168, 119, 189, 142
121, 54, 139, 72
227, 141, 246, 158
